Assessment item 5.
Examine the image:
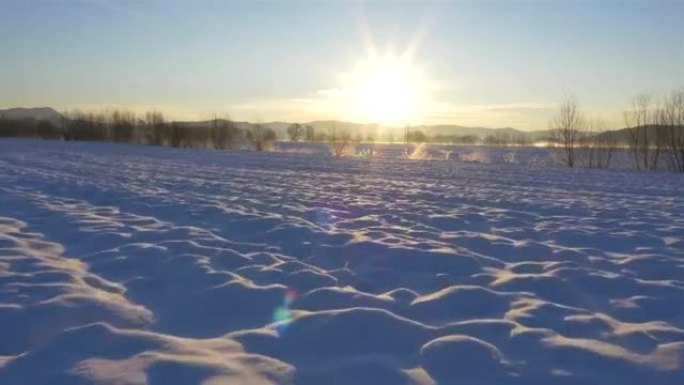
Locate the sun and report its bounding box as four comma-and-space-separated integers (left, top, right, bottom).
348, 57, 423, 126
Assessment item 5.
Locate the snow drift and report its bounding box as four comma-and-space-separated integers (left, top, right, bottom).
1, 139, 683, 384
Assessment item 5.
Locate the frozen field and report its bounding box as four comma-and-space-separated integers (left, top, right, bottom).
1, 139, 683, 385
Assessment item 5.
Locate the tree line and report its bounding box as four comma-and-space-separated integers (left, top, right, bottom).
551, 88, 684, 172
0, 110, 277, 151
2, 93, 682, 172
0, 113, 536, 148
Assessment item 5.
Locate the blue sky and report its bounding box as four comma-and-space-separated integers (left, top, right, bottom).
1, 0, 682, 129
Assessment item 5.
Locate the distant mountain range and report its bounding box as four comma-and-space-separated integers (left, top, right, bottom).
0, 106, 641, 143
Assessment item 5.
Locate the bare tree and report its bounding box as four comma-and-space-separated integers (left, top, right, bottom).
652, 106, 671, 170
592, 120, 617, 169
329, 126, 351, 157
145, 110, 165, 146
287, 123, 303, 142
624, 94, 660, 170
552, 97, 585, 167
247, 124, 276, 151
169, 121, 187, 148
223, 118, 242, 149
60, 112, 72, 140
63, 110, 104, 141
93, 111, 109, 141
484, 132, 513, 147
595, 131, 616, 169
660, 89, 684, 172
304, 125, 315, 142
210, 115, 225, 149
110, 110, 137, 143
578, 120, 597, 168
577, 119, 615, 169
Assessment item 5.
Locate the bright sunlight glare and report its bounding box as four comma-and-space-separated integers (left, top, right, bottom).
347, 56, 426, 126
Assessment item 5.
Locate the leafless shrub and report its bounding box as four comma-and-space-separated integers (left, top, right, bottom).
210, 114, 241, 150
594, 132, 616, 170
109, 110, 137, 143
169, 122, 187, 148
577, 120, 615, 169
660, 89, 684, 172
624, 94, 663, 170
304, 125, 315, 142
247, 124, 276, 152
552, 96, 585, 167
484, 132, 512, 147
145, 111, 165, 146
287, 123, 303, 142
329, 126, 351, 157
62, 110, 108, 141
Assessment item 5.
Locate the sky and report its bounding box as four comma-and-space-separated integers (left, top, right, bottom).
1, 0, 682, 130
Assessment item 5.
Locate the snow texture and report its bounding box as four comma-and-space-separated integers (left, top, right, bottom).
1, 139, 683, 385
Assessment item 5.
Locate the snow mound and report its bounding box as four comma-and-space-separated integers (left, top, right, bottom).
420, 335, 511, 382
0, 322, 294, 385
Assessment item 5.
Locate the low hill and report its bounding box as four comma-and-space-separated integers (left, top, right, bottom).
0, 107, 63, 125
593, 125, 673, 145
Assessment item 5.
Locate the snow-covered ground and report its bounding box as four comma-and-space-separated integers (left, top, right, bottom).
1, 139, 683, 385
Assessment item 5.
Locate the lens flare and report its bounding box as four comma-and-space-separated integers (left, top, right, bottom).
273, 289, 298, 336
285, 289, 298, 304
